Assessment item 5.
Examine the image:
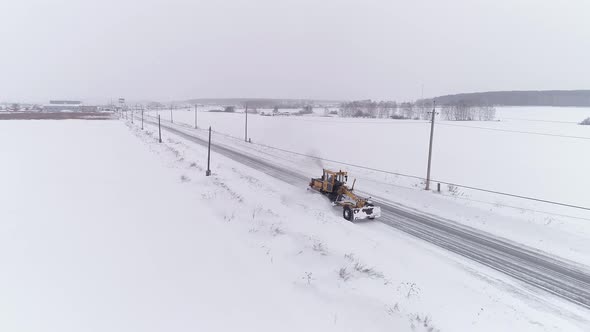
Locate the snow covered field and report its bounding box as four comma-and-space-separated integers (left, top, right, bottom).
1, 119, 589, 331
144, 107, 590, 265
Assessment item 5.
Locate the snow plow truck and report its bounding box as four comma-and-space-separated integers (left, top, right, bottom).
309, 169, 381, 221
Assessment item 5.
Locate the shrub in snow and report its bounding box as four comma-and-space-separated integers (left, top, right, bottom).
579, 117, 590, 125
269, 224, 284, 236
354, 262, 384, 279
312, 241, 327, 255
302, 272, 314, 284
298, 106, 313, 115
344, 253, 355, 261
339, 267, 352, 281
390, 114, 410, 120
447, 184, 462, 196
398, 281, 421, 299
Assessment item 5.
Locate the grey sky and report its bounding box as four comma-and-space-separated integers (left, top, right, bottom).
1, 0, 589, 103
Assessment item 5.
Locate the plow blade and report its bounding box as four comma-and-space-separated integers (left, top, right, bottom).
353, 205, 381, 220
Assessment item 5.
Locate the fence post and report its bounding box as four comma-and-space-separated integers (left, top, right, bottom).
437, 182, 441, 192
206, 126, 212, 176
158, 115, 162, 143
244, 104, 248, 142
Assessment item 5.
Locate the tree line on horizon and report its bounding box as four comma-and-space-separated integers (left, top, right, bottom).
427, 90, 590, 107
338, 99, 496, 121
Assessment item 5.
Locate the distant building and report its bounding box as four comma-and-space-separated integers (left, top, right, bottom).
43, 100, 98, 112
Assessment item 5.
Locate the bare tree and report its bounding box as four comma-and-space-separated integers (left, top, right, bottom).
441, 105, 453, 120
401, 102, 414, 119
480, 105, 496, 121
377, 101, 397, 118
366, 101, 378, 118
414, 100, 433, 120
447, 100, 474, 121
339, 102, 355, 117
469, 103, 497, 121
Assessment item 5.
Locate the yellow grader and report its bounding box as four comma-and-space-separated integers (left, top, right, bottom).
309, 169, 381, 221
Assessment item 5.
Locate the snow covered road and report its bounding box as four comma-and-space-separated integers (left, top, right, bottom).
143, 115, 590, 309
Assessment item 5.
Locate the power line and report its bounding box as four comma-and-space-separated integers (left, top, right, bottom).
357, 177, 590, 221
437, 122, 590, 140
213, 129, 589, 212
431, 191, 590, 222
500, 117, 580, 124
249, 116, 430, 125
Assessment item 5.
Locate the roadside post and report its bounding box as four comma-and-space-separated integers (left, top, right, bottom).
141, 109, 144, 130
194, 105, 198, 129
158, 115, 162, 143
206, 126, 212, 176
244, 104, 248, 142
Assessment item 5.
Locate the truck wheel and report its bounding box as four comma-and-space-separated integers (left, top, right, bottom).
343, 206, 353, 221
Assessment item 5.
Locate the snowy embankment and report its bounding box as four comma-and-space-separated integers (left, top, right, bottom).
1, 120, 587, 331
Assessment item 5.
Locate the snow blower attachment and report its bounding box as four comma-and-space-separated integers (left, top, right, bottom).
309, 169, 381, 221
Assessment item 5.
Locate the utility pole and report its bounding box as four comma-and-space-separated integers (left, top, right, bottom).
244, 103, 248, 142
425, 101, 438, 190
206, 126, 212, 176
158, 114, 162, 143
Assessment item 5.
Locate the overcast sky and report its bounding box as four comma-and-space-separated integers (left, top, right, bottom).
1, 0, 589, 103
